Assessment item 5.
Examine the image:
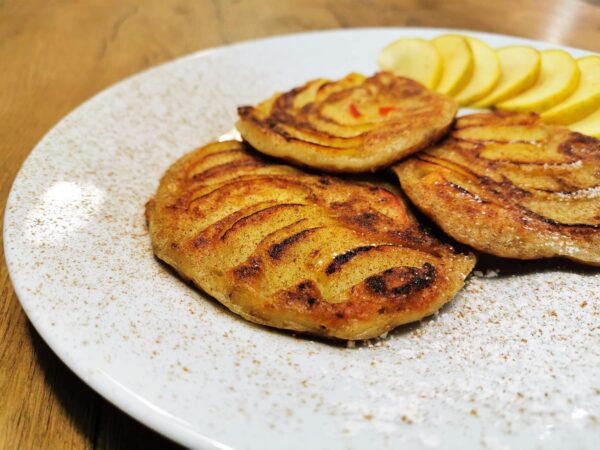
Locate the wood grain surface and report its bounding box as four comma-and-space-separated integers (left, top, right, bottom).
1, 1, 599, 448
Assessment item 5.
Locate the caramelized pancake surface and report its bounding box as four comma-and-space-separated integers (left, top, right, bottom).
236, 72, 457, 173
146, 141, 475, 340
395, 112, 600, 265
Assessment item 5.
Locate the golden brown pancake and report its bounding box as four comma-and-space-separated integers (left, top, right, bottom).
146, 140, 475, 340
236, 72, 457, 173
394, 112, 600, 265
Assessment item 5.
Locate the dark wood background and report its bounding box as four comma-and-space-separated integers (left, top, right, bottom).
1, 1, 599, 448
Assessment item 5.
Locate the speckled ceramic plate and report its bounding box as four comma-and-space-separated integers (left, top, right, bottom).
5, 28, 600, 450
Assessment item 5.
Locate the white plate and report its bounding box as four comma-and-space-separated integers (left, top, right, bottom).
5, 28, 600, 450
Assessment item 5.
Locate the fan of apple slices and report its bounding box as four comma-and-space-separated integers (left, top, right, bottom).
378, 34, 600, 138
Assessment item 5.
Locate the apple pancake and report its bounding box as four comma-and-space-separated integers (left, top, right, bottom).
394, 112, 600, 265
146, 140, 475, 340
236, 72, 457, 173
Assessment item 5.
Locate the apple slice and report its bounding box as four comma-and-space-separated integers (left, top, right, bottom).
497, 50, 579, 113
569, 106, 600, 138
432, 34, 474, 96
453, 37, 500, 106
473, 46, 540, 108
377, 38, 442, 89
541, 56, 600, 125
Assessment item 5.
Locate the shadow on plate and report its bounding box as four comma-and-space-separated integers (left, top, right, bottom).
473, 252, 600, 277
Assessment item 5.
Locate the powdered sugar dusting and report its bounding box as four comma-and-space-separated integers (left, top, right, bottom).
543, 159, 583, 169
555, 184, 600, 200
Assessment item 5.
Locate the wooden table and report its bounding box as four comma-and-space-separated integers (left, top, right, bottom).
1, 1, 599, 448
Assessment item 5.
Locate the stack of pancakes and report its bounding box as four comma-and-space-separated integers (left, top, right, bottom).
146, 71, 600, 340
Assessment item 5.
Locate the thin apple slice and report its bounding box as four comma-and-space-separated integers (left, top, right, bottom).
541, 56, 600, 125
432, 34, 474, 96
569, 106, 600, 138
453, 37, 500, 106
497, 50, 579, 113
377, 38, 442, 89
473, 46, 540, 108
